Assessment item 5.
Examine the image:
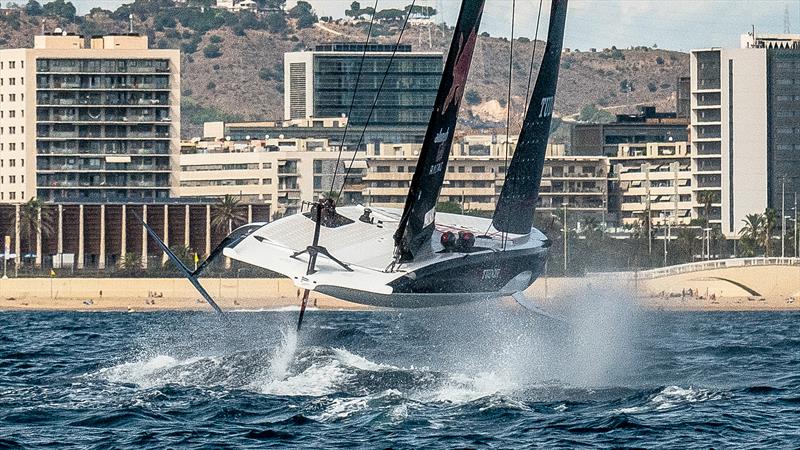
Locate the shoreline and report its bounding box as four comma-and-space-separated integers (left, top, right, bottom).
1, 272, 799, 313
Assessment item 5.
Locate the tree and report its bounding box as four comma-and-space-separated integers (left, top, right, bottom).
436, 201, 462, 214
203, 43, 222, 58
42, 0, 76, 21
118, 252, 142, 273
464, 89, 481, 105
405, 4, 436, 18
288, 0, 317, 28
345, 1, 362, 18
16, 198, 55, 265
696, 190, 717, 224
578, 104, 615, 123
164, 245, 194, 270
739, 213, 764, 257
374, 8, 404, 21
265, 11, 287, 33
211, 195, 246, 235
763, 208, 778, 257
25, 0, 42, 15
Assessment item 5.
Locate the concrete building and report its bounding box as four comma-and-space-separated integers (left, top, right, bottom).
180, 137, 366, 216
363, 138, 608, 217
0, 201, 269, 270
0, 33, 180, 204
690, 33, 800, 237
572, 107, 689, 157
284, 43, 442, 144
203, 117, 349, 143
610, 141, 693, 227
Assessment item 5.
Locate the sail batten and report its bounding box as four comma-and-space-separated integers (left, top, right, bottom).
393, 0, 486, 261
492, 0, 568, 235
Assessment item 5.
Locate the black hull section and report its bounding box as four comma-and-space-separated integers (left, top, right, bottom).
316, 247, 548, 308
390, 247, 548, 295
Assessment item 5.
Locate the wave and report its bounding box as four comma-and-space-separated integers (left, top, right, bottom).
614, 385, 727, 414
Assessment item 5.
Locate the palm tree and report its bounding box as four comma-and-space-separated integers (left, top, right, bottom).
17, 199, 55, 265
739, 213, 764, 257
696, 190, 717, 224
763, 208, 778, 257
674, 226, 698, 262
211, 195, 247, 235
118, 252, 142, 274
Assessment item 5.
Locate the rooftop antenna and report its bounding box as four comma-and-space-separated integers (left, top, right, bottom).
129, 14, 134, 34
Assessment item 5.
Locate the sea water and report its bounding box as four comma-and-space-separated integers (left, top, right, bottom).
0, 304, 799, 447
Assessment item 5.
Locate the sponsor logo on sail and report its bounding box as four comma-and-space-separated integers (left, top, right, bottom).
539, 96, 554, 118
434, 128, 450, 144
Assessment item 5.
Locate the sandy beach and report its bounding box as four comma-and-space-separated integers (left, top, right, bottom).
1, 270, 799, 312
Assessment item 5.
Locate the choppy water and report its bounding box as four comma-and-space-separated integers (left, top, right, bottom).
1, 297, 799, 448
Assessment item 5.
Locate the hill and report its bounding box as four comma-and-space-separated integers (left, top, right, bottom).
0, 4, 689, 139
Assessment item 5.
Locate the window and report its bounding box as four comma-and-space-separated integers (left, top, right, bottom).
9, 175, 15, 183
9, 78, 14, 85
8, 62, 14, 69
376, 166, 390, 173
472, 166, 485, 173
262, 162, 272, 169
397, 166, 404, 172
8, 111, 14, 118
9, 127, 15, 134
8, 94, 14, 101
458, 166, 465, 173
9, 192, 15, 200
262, 178, 272, 185
9, 159, 14, 167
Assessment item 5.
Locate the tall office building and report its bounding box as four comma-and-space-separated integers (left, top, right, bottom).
283, 43, 442, 144
0, 33, 180, 204
690, 33, 800, 237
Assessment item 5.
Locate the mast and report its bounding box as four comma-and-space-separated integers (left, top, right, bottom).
393, 0, 486, 261
492, 0, 568, 235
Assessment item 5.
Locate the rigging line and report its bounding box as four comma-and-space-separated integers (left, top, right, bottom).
336, 0, 417, 202
522, 0, 544, 117
501, 0, 516, 251
328, 0, 380, 195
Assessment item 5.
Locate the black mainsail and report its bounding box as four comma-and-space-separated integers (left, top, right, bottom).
492, 0, 568, 234
393, 0, 486, 261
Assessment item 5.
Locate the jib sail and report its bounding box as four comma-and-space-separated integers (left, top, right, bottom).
492, 0, 568, 235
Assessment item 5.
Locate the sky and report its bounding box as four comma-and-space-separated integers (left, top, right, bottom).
70, 0, 794, 52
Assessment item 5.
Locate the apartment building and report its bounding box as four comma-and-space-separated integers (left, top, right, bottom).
610, 141, 693, 226
0, 33, 180, 204
572, 107, 689, 157
363, 138, 608, 217
690, 33, 800, 237
179, 137, 365, 216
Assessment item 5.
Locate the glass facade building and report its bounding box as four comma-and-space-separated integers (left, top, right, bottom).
284, 44, 443, 145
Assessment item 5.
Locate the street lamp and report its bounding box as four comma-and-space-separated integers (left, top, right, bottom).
562, 202, 568, 274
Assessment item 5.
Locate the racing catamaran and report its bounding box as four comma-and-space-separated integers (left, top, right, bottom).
144, 0, 569, 327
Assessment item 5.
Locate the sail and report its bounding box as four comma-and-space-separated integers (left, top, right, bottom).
393, 0, 486, 260
492, 0, 568, 234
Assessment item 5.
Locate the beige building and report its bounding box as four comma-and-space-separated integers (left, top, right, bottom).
0, 33, 180, 204
363, 137, 607, 216
610, 141, 693, 226
179, 137, 365, 217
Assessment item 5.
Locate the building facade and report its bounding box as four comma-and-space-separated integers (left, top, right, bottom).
0, 33, 180, 204
363, 138, 608, 218
690, 33, 800, 237
572, 107, 689, 157
610, 141, 693, 226
180, 137, 365, 216
0, 201, 269, 270
284, 43, 442, 144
